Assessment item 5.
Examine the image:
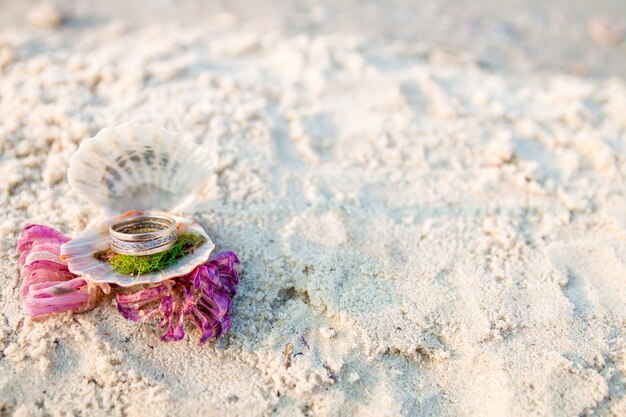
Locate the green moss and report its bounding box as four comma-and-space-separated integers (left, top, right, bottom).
94, 233, 206, 276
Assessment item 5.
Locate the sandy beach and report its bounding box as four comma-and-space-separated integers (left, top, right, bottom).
1, 1, 625, 416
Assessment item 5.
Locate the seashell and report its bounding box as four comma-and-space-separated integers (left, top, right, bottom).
68, 122, 213, 215
61, 210, 215, 287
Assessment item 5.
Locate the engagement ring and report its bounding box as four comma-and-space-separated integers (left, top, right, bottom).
109, 214, 178, 256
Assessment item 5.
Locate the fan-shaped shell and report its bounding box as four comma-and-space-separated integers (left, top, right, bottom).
60, 211, 215, 287
68, 122, 213, 215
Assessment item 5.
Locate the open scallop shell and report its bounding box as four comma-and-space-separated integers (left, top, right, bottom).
60, 211, 215, 287
68, 122, 213, 215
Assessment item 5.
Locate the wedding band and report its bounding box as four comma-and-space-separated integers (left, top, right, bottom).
109, 215, 178, 256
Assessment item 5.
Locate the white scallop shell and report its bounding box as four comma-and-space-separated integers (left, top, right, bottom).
68, 122, 213, 215
60, 210, 215, 287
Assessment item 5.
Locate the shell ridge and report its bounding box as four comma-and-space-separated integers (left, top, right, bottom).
62, 211, 215, 287
68, 122, 214, 214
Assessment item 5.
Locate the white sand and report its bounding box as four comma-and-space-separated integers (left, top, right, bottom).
0, 17, 625, 417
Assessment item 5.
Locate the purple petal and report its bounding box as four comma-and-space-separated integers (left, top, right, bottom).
218, 275, 237, 296
199, 264, 220, 286
210, 251, 240, 269
158, 296, 173, 327
190, 308, 220, 344
17, 225, 100, 317
116, 284, 170, 305
20, 260, 69, 280
23, 278, 97, 317
19, 238, 66, 266
17, 224, 70, 254
161, 308, 186, 342
21, 268, 75, 296
114, 250, 241, 344
201, 292, 231, 318
115, 285, 172, 321
189, 267, 202, 289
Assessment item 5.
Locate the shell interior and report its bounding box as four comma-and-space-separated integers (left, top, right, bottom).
60, 211, 215, 287
68, 122, 213, 215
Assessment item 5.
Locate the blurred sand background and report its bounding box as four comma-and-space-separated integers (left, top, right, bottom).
2, 0, 626, 78
1, 1, 626, 417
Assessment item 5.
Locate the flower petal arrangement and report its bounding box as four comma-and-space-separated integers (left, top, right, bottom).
17, 225, 240, 343
18, 225, 100, 317
15, 123, 241, 344
115, 251, 239, 343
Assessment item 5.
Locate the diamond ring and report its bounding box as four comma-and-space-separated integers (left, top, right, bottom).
109, 214, 178, 256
